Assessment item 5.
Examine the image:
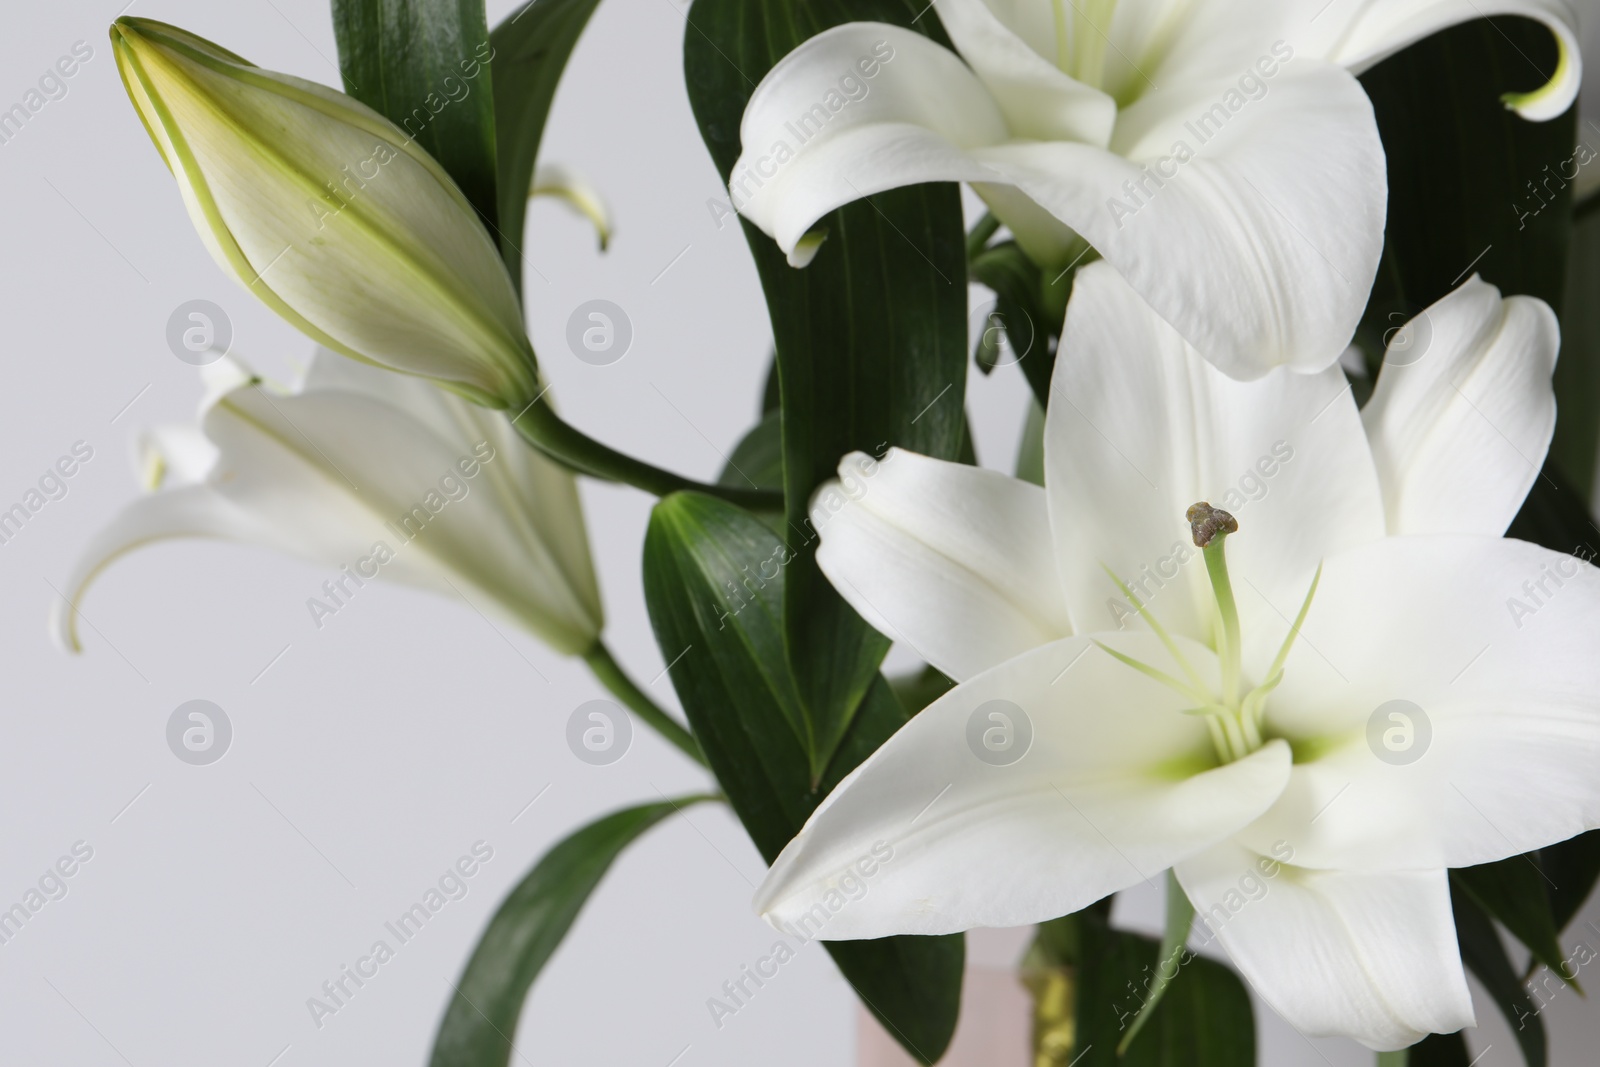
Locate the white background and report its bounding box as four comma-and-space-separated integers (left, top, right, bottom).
0, 1, 1598, 1065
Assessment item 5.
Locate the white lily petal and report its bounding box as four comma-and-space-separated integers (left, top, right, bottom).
137, 424, 217, 488
1044, 263, 1384, 643
1362, 276, 1559, 537
206, 361, 603, 653
730, 24, 1006, 264
1241, 535, 1600, 871
754, 634, 1292, 938
976, 59, 1385, 378
1326, 0, 1580, 121
51, 485, 286, 652
530, 163, 612, 251
931, 0, 1118, 143
811, 448, 1070, 681
1176, 841, 1473, 1051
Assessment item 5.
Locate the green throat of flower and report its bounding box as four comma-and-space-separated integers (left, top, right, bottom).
1051, 0, 1120, 88
1096, 503, 1323, 766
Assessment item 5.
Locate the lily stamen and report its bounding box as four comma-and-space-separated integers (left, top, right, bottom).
1101, 505, 1322, 766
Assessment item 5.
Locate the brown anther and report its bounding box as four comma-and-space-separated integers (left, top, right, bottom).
1186, 502, 1238, 548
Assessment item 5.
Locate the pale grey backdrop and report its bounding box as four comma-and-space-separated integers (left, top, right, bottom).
0, 2, 1597, 1065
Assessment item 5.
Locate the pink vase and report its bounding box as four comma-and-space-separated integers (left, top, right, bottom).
856, 928, 1036, 1067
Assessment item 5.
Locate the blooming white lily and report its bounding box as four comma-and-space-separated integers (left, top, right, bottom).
111, 17, 538, 408
756, 262, 1600, 1049
55, 350, 603, 657
731, 0, 1579, 379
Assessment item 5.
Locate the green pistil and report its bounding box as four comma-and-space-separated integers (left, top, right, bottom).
1100, 504, 1322, 766
1051, 0, 1072, 75
1074, 0, 1120, 87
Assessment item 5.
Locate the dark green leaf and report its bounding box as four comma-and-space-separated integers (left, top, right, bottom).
488, 0, 605, 289
1064, 904, 1255, 1067
886, 666, 956, 716
685, 0, 969, 778
428, 797, 707, 1067
967, 239, 1074, 406
1453, 860, 1573, 989
1356, 17, 1574, 368
1541, 830, 1600, 931
719, 410, 784, 493
643, 492, 963, 1063
1452, 880, 1547, 1067
332, 0, 500, 229
1553, 204, 1600, 501
1410, 1031, 1471, 1066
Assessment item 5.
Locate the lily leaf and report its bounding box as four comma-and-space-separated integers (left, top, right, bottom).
488, 0, 605, 289
643, 492, 963, 1064
1033, 903, 1254, 1066
1357, 16, 1574, 359
1554, 203, 1600, 503
719, 410, 785, 494
1410, 1031, 1471, 1066
331, 0, 500, 230
428, 796, 711, 1067
1453, 860, 1576, 991
684, 0, 969, 781
1452, 880, 1547, 1067
1541, 830, 1600, 931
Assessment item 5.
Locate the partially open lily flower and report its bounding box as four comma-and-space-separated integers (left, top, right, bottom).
731, 0, 1578, 379
54, 351, 604, 657
757, 262, 1600, 1049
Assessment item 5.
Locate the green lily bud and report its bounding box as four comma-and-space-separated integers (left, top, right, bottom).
111, 17, 537, 409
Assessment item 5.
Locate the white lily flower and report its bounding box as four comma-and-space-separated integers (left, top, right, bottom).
111, 17, 538, 408
731, 0, 1579, 379
757, 262, 1600, 1050
55, 350, 603, 657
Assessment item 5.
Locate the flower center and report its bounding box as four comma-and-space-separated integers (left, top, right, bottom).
1050, 0, 1120, 88
1096, 503, 1322, 765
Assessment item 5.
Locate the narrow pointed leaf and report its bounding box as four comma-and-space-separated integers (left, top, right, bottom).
1453, 861, 1574, 990
684, 0, 968, 779
1452, 881, 1547, 1067
1357, 17, 1573, 355
331, 0, 500, 229
643, 492, 963, 1063
1540, 830, 1600, 931
488, 0, 605, 288
1067, 904, 1254, 1066
428, 796, 710, 1067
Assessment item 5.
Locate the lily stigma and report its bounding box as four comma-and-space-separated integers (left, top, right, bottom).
1097, 503, 1322, 766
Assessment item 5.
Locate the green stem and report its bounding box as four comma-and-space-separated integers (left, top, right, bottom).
1376, 1050, 1408, 1067
512, 399, 783, 511
1202, 535, 1242, 707
1117, 869, 1196, 1055
965, 211, 1001, 261
583, 640, 706, 767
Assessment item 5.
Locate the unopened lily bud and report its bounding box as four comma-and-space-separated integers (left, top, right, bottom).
111, 17, 538, 409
